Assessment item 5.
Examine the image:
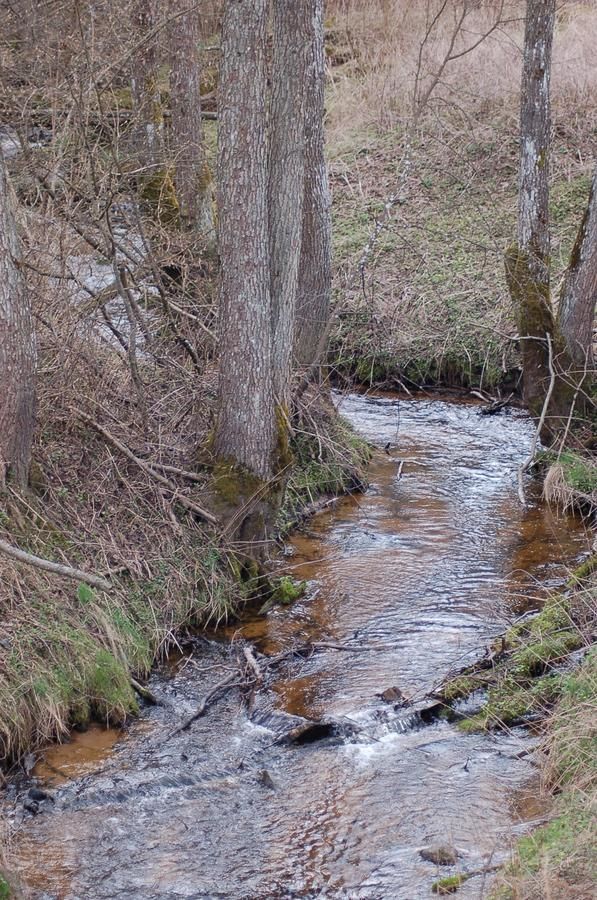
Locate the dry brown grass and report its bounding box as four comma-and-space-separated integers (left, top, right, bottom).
325, 1, 597, 140
323, 1, 597, 392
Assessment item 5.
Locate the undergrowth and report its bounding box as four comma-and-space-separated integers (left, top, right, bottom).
0, 384, 367, 765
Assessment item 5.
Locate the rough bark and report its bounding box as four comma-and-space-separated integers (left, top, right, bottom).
518, 0, 554, 279
506, 0, 574, 440
214, 0, 275, 482
294, 0, 332, 372
130, 0, 164, 172
0, 150, 36, 488
268, 0, 310, 406
558, 166, 597, 369
168, 1, 215, 241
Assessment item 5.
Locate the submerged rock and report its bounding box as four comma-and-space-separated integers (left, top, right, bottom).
377, 686, 406, 704
420, 845, 460, 866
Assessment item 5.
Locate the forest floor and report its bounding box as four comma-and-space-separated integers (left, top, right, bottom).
327, 109, 594, 392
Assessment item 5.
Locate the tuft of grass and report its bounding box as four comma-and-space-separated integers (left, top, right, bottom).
493, 658, 596, 898
432, 873, 470, 895
441, 588, 591, 733
491, 581, 596, 899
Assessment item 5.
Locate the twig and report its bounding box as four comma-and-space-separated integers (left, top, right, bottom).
75, 410, 218, 525
0, 537, 111, 591
151, 462, 205, 483
166, 671, 240, 739
242, 646, 263, 684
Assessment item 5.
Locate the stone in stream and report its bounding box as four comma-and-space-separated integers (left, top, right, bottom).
377, 686, 407, 704
22, 798, 39, 816
257, 769, 276, 790
419, 845, 460, 866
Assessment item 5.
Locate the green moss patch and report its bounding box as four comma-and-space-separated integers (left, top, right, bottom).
432, 873, 470, 894
439, 593, 586, 732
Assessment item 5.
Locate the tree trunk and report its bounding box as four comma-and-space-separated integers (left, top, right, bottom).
505, 0, 573, 440
130, 0, 164, 171
0, 150, 36, 488
294, 0, 332, 373
268, 0, 310, 407
168, 1, 215, 242
214, 0, 275, 485
558, 165, 597, 369
130, 1, 177, 223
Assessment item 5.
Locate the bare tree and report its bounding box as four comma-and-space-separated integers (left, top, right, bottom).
504, 0, 573, 438
268, 0, 310, 406
294, 0, 332, 373
0, 150, 36, 488
168, 1, 215, 241
214, 0, 275, 484
558, 166, 597, 369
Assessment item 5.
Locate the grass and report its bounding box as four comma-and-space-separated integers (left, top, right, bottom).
436, 558, 596, 898
432, 874, 470, 895
324, 2, 597, 391
0, 385, 368, 764
438, 573, 593, 732
492, 653, 596, 899
278, 389, 371, 533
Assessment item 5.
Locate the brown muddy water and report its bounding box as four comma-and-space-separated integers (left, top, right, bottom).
6, 393, 591, 899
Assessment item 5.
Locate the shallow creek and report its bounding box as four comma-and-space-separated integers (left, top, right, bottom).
9, 394, 590, 899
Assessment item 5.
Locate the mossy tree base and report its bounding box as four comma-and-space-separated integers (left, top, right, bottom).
504, 245, 576, 442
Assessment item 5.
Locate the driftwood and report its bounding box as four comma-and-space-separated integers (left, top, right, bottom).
0, 537, 111, 591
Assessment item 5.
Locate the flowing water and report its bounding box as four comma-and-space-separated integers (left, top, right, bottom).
8, 394, 590, 899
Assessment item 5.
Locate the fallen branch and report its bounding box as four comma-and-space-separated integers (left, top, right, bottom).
131, 678, 160, 705
75, 410, 218, 525
242, 646, 263, 684
166, 671, 240, 740
0, 537, 111, 591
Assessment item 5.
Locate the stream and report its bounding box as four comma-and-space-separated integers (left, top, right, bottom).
8, 393, 590, 899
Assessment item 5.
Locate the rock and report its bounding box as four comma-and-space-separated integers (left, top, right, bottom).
28, 787, 54, 804
257, 770, 276, 790
420, 845, 459, 866
378, 686, 405, 703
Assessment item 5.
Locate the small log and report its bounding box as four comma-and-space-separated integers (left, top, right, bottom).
131, 678, 160, 705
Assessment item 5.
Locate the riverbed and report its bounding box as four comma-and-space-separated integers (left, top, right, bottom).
8, 393, 590, 899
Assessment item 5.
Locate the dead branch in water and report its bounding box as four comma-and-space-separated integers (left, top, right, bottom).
166, 671, 241, 740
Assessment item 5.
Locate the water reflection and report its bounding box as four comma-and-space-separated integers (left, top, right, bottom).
11, 393, 590, 899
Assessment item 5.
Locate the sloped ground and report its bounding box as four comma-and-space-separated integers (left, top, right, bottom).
327, 112, 594, 390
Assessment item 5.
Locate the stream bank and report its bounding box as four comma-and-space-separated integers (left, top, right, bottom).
4, 392, 592, 899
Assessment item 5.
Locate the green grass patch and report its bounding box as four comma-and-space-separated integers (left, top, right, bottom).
442, 593, 586, 732
432, 873, 470, 894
